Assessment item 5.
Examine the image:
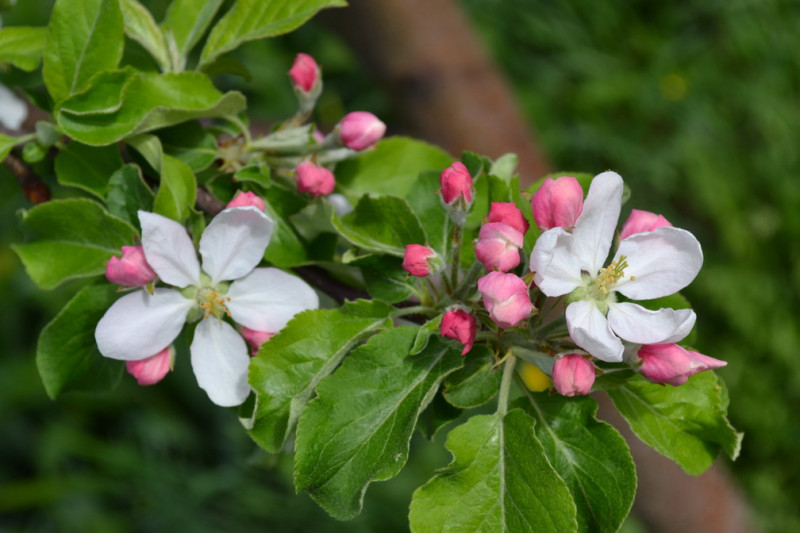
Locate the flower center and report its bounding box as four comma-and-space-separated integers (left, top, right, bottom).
592, 255, 630, 297
197, 288, 231, 320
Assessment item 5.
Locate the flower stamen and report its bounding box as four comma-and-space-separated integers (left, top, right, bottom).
198, 289, 232, 320
593, 255, 629, 295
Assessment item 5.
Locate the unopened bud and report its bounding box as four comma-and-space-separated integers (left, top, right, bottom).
337, 111, 386, 150
296, 162, 336, 196
552, 353, 595, 396
105, 245, 157, 286
619, 209, 672, 240
227, 191, 266, 212
240, 327, 275, 356
476, 272, 532, 328
402, 244, 441, 277
636, 343, 726, 386
441, 309, 476, 355
531, 176, 584, 230
488, 202, 529, 235
475, 222, 523, 272
289, 53, 321, 94
519, 362, 552, 392
126, 346, 173, 386
440, 162, 474, 226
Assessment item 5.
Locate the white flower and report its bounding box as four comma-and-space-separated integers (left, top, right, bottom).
530, 172, 702, 362
95, 207, 319, 406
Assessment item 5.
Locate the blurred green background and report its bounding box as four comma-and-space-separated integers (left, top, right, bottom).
2, 0, 799, 531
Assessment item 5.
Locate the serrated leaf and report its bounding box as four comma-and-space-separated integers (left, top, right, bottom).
333, 195, 425, 257
159, 121, 218, 172
248, 300, 394, 452
161, 0, 223, 68
0, 26, 47, 71
199, 0, 347, 68
154, 154, 197, 222
518, 393, 636, 533
43, 0, 123, 103
54, 142, 122, 198
608, 372, 742, 475
410, 315, 443, 355
294, 328, 463, 520
409, 410, 578, 533
405, 170, 450, 255
336, 137, 454, 203
120, 0, 170, 72
57, 71, 246, 146
37, 284, 124, 398
443, 345, 501, 408
106, 164, 154, 225
346, 253, 416, 303
12, 199, 137, 289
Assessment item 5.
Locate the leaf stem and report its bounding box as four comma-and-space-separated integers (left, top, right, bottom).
392, 305, 437, 318
497, 354, 517, 417
448, 224, 463, 292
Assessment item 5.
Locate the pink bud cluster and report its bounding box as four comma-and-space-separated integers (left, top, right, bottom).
476, 272, 532, 329
475, 202, 529, 272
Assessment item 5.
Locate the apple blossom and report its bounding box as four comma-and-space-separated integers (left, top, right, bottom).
105, 245, 157, 286
296, 162, 336, 196
440, 309, 476, 355
474, 222, 523, 272
552, 354, 595, 397
488, 202, 529, 234
476, 271, 532, 328
402, 244, 440, 277
635, 343, 726, 386
531, 176, 584, 230
95, 207, 319, 407
337, 111, 386, 150
227, 191, 266, 212
530, 171, 702, 362
126, 346, 173, 386
620, 209, 672, 240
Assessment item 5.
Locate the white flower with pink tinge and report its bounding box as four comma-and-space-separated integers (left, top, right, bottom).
95, 207, 318, 406
530, 171, 702, 362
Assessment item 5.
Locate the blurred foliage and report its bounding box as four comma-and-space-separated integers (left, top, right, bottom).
462, 0, 800, 531
1, 0, 798, 531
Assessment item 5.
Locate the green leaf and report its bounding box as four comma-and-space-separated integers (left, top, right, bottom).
607, 373, 742, 475
233, 165, 271, 190
294, 328, 463, 520
489, 153, 519, 182
410, 315, 443, 355
12, 199, 137, 289
443, 345, 501, 408
199, 0, 347, 69
519, 394, 636, 533
405, 170, 450, 255
0, 133, 21, 163
0, 26, 47, 71
199, 54, 253, 80
106, 164, 155, 225
417, 392, 462, 441
261, 195, 309, 267
159, 121, 219, 172
154, 154, 197, 222
344, 252, 416, 303
409, 410, 578, 533
37, 284, 124, 398
43, 0, 123, 103
248, 300, 394, 453
120, 0, 170, 72
57, 71, 246, 146
333, 195, 425, 257
161, 0, 224, 69
54, 142, 123, 198
336, 137, 454, 202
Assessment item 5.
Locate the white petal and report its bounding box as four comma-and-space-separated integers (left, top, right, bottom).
139, 211, 200, 288
566, 300, 624, 362
607, 302, 696, 344
614, 227, 703, 300
95, 289, 192, 361
190, 319, 251, 407
571, 171, 623, 274
199, 207, 274, 284
530, 228, 582, 296
0, 84, 28, 130
226, 268, 319, 331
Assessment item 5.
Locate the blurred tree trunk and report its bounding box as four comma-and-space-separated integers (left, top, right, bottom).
325, 1, 757, 532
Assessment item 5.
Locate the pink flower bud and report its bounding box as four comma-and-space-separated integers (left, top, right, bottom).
637, 344, 727, 386
105, 245, 157, 286
488, 202, 529, 234
441, 309, 477, 355
289, 53, 320, 94
475, 222, 523, 272
530, 176, 584, 230
619, 209, 672, 240
313, 129, 326, 144
126, 346, 173, 386
296, 162, 335, 196
240, 327, 275, 356
402, 244, 440, 277
476, 272, 532, 328
552, 354, 595, 397
440, 162, 474, 205
338, 111, 386, 150
226, 191, 266, 212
